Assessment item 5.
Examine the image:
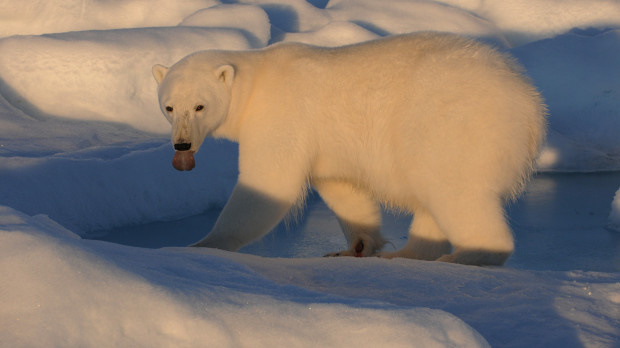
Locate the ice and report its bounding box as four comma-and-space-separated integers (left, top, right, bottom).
437, 0, 620, 46
279, 21, 379, 47
179, 4, 272, 47
0, 206, 490, 348
0, 27, 258, 134
3, 204, 619, 347
245, 0, 331, 33
0, 0, 217, 38
0, 139, 238, 232
326, 0, 509, 47
609, 188, 620, 231
513, 29, 620, 172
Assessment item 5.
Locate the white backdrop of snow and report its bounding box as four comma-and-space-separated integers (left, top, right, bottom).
0, 0, 220, 37
0, 27, 260, 134
1, 0, 620, 347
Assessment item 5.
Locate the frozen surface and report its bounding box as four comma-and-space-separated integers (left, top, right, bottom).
2, 0, 620, 347
514, 29, 620, 172
437, 0, 620, 46
0, 0, 218, 37
0, 27, 258, 134
1, 207, 491, 348
95, 172, 620, 274
326, 0, 509, 46
179, 4, 271, 46
3, 200, 620, 348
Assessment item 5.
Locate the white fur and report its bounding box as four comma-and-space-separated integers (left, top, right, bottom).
153, 32, 546, 265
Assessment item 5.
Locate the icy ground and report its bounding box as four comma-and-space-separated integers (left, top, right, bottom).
95, 172, 620, 273
1, 0, 620, 347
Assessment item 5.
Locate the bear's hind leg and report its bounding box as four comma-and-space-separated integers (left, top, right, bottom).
432, 195, 514, 266
379, 209, 452, 260
314, 180, 385, 257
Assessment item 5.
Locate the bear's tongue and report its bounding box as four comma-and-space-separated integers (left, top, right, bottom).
172, 150, 195, 171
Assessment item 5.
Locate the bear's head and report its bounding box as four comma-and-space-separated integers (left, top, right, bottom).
152, 55, 235, 171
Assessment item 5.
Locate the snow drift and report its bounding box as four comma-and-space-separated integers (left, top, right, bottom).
0, 206, 491, 347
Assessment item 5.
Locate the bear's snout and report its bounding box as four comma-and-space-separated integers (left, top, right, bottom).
174, 143, 192, 151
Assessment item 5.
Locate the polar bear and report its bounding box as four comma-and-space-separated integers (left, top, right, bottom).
153, 32, 546, 266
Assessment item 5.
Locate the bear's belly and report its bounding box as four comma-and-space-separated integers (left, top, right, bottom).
310, 151, 417, 208
311, 152, 360, 182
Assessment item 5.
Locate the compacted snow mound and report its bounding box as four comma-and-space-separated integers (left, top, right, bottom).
3, 205, 620, 347
246, 0, 332, 34
608, 189, 620, 231
0, 206, 491, 348
0, 27, 259, 134
325, 0, 509, 47
278, 20, 379, 46
437, 0, 620, 46
514, 29, 620, 172
0, 140, 238, 232
179, 4, 272, 47
0, 0, 217, 38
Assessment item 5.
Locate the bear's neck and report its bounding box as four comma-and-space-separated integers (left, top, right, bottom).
211, 52, 265, 142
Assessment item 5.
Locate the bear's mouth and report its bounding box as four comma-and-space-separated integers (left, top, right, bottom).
172, 150, 195, 171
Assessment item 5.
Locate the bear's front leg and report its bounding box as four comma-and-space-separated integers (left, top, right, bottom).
190, 183, 295, 250
191, 132, 311, 251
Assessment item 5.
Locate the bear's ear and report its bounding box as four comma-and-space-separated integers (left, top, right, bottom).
152, 64, 169, 85
215, 64, 235, 88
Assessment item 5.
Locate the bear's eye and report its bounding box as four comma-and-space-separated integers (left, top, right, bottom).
165, 106, 173, 112
195, 105, 204, 112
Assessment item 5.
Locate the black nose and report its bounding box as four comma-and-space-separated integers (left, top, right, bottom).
174, 143, 191, 151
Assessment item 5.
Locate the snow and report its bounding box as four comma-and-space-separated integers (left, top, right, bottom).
1, 0, 620, 347
179, 4, 272, 46
513, 28, 620, 172
0, 27, 259, 133
0, 0, 218, 37
326, 0, 509, 46
437, 0, 620, 46
1, 206, 491, 347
